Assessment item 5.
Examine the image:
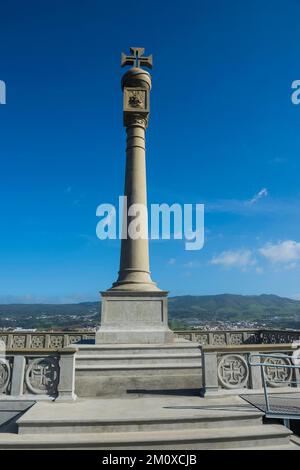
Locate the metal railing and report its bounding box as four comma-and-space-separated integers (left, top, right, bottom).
248, 353, 300, 424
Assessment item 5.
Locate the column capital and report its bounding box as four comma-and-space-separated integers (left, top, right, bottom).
124, 112, 148, 129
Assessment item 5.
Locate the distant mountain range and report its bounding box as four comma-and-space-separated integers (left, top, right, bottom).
168, 294, 300, 324
0, 294, 300, 329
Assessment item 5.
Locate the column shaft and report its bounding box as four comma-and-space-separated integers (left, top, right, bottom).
112, 121, 157, 290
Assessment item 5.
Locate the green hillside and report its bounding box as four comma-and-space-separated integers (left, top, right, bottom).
0, 294, 300, 329
168, 294, 300, 323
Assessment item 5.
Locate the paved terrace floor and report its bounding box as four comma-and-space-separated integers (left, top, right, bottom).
17, 394, 261, 423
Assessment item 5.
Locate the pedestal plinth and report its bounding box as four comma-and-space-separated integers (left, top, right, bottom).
96, 291, 174, 344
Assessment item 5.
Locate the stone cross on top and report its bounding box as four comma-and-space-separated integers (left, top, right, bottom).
121, 47, 153, 69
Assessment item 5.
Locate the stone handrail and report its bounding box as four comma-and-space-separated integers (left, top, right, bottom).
1, 328, 300, 350
0, 332, 95, 350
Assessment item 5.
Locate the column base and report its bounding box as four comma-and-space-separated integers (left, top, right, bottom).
110, 269, 161, 292
109, 282, 161, 292
96, 291, 174, 344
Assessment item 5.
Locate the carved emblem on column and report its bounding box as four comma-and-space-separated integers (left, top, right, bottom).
218, 354, 249, 389
127, 89, 145, 108
123, 86, 149, 128
124, 88, 149, 111
25, 357, 59, 395
0, 358, 11, 394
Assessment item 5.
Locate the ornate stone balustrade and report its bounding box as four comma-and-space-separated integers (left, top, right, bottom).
1, 330, 300, 399
176, 329, 300, 345
175, 330, 261, 345
202, 344, 300, 394
0, 332, 95, 350
259, 329, 300, 344
1, 329, 300, 350
0, 348, 77, 400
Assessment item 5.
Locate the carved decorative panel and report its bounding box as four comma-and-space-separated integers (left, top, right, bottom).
212, 334, 226, 345
263, 355, 293, 387
25, 357, 59, 395
229, 333, 243, 345
48, 336, 64, 349
124, 88, 148, 112
180, 334, 192, 341
218, 354, 249, 389
0, 358, 11, 394
68, 335, 82, 345
128, 90, 145, 108
12, 335, 26, 349
194, 334, 209, 345
30, 335, 45, 349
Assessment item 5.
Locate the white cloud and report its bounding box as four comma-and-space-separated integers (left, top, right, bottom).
205, 196, 300, 216
210, 249, 256, 269
183, 260, 201, 268
247, 188, 268, 206
259, 240, 300, 264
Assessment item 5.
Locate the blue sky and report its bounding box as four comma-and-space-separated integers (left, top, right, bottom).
1, 0, 300, 303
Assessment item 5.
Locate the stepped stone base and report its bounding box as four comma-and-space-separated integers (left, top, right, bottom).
74, 340, 202, 397
0, 395, 297, 450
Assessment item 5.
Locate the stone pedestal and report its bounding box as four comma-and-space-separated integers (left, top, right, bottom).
96, 291, 174, 344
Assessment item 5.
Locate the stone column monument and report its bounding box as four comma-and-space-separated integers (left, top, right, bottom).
96, 48, 174, 344
75, 49, 201, 396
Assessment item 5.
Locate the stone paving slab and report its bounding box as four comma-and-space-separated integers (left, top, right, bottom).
17, 395, 262, 424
